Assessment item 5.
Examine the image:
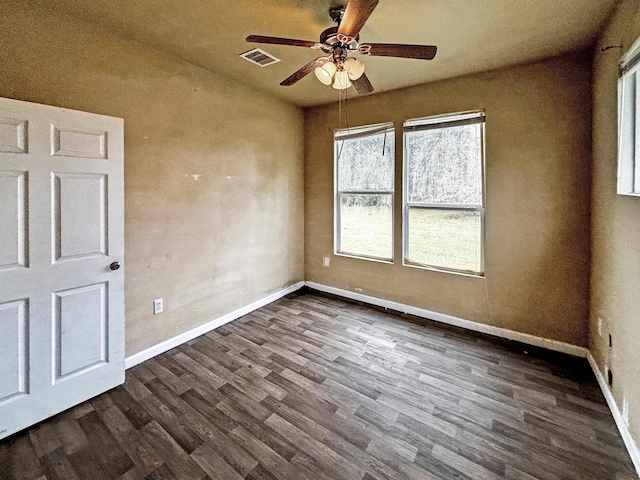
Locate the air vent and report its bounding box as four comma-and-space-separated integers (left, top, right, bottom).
240, 48, 281, 67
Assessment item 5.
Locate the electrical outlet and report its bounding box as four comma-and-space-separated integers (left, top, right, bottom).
622, 397, 630, 426
323, 257, 330, 267
597, 317, 603, 336
154, 298, 163, 315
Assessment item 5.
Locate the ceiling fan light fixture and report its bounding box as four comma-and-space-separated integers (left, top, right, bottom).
344, 57, 365, 80
315, 62, 336, 85
332, 69, 352, 90
247, 0, 439, 96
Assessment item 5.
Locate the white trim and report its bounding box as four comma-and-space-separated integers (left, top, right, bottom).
124, 282, 305, 369
304, 281, 587, 358
621, 35, 640, 69
587, 352, 640, 476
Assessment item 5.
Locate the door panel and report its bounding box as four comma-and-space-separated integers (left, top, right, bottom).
53, 173, 107, 261
0, 299, 28, 404
51, 126, 107, 159
0, 97, 124, 440
54, 283, 107, 381
0, 171, 28, 269
0, 118, 28, 153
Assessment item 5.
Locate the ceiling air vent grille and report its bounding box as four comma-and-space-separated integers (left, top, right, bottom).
240, 48, 281, 67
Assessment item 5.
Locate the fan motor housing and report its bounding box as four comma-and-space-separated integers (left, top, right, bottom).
320, 26, 359, 51
320, 26, 339, 46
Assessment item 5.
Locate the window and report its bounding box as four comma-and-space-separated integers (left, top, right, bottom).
335, 123, 395, 261
618, 38, 640, 196
403, 111, 485, 275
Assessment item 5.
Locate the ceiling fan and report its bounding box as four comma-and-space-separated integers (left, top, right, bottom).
246, 0, 437, 95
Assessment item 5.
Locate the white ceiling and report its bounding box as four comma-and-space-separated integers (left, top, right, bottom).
42, 0, 616, 107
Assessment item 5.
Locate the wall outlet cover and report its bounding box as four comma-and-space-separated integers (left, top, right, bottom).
597, 317, 603, 336
622, 397, 630, 426
323, 257, 330, 267
154, 298, 163, 315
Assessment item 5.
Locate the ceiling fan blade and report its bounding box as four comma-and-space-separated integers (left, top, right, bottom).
280, 57, 331, 86
359, 43, 437, 60
337, 0, 379, 42
352, 73, 374, 95
246, 35, 318, 49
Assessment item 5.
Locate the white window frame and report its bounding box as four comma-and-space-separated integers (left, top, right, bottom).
618, 37, 640, 196
334, 122, 395, 263
402, 110, 486, 276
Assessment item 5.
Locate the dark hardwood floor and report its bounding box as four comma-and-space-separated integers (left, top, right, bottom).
1, 289, 637, 480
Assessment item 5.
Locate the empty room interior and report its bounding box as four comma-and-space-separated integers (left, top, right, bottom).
1, 0, 640, 478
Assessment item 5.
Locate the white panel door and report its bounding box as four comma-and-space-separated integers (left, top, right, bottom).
0, 97, 124, 440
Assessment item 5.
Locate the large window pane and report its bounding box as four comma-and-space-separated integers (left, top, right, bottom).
406, 123, 482, 205
337, 131, 394, 191
339, 194, 392, 259
407, 208, 481, 272
335, 123, 395, 262
404, 111, 485, 275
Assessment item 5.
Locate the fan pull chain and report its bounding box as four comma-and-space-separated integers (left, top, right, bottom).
338, 88, 342, 129
337, 89, 343, 160
344, 87, 350, 132
337, 86, 350, 160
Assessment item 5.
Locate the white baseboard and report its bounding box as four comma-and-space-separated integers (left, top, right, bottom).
587, 352, 640, 476
124, 281, 305, 369
305, 281, 588, 358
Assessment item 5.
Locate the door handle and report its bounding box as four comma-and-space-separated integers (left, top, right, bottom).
109, 262, 121, 271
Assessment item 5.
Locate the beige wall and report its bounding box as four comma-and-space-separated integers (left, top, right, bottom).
305, 52, 592, 346
0, 1, 305, 356
591, 0, 640, 450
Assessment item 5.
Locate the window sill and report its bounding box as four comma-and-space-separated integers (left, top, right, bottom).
616, 190, 640, 197
334, 251, 394, 265
402, 260, 485, 278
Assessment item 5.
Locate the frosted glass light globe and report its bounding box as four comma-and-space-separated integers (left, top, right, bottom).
332, 70, 352, 89
344, 58, 365, 80
315, 62, 336, 85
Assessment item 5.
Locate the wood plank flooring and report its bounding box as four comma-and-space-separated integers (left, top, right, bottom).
1, 289, 637, 480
